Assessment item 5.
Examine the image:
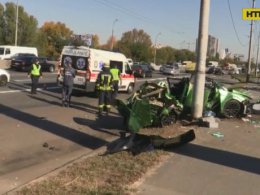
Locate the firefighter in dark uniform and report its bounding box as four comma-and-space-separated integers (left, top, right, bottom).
110, 64, 121, 104
96, 63, 114, 116
62, 61, 76, 107
28, 58, 42, 94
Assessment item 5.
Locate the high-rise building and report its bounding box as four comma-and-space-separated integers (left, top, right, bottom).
195, 35, 219, 58
207, 35, 219, 57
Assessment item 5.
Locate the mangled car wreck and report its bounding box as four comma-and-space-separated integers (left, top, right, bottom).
106, 76, 253, 155
116, 77, 252, 133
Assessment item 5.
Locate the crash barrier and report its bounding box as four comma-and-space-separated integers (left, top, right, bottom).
0, 60, 11, 69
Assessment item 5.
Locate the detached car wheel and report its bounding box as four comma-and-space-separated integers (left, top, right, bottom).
0, 75, 8, 86
223, 99, 242, 118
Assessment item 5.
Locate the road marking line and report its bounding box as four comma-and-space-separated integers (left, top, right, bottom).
0, 86, 60, 94
13, 79, 31, 82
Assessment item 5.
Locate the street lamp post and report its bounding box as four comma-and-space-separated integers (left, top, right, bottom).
111, 18, 118, 51
154, 32, 161, 65
15, 0, 19, 46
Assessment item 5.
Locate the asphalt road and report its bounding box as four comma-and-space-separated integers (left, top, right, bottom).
0, 70, 258, 194
0, 69, 169, 194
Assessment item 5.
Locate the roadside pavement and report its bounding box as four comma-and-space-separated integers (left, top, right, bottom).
137, 116, 260, 195
137, 80, 260, 195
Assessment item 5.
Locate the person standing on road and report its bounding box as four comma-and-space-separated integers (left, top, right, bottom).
110, 64, 121, 104
62, 61, 76, 107
96, 63, 114, 116
28, 58, 42, 94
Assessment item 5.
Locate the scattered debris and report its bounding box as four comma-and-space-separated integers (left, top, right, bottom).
200, 116, 219, 128
104, 129, 196, 155
242, 118, 250, 122
203, 111, 216, 117
211, 132, 224, 138
42, 142, 49, 148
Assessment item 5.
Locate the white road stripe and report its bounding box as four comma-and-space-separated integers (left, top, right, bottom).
13, 79, 31, 82
0, 86, 60, 94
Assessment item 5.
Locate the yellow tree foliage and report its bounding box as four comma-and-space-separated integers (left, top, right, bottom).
40, 21, 73, 58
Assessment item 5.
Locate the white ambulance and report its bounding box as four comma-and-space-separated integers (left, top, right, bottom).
58, 46, 135, 93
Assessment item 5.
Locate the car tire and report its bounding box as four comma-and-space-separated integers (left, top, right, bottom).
49, 65, 55, 73
160, 112, 177, 127
0, 75, 8, 86
127, 84, 134, 94
223, 99, 242, 118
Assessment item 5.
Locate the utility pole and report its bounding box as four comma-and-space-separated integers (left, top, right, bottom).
246, 0, 255, 82
192, 0, 210, 119
15, 0, 19, 46
154, 32, 161, 65
255, 29, 260, 78
111, 18, 118, 51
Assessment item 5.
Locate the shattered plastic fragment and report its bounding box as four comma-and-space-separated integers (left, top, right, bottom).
211, 132, 224, 138
204, 111, 216, 117
242, 118, 250, 122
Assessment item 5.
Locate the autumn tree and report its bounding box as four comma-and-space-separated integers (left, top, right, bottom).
156, 46, 177, 64
117, 28, 153, 62
90, 34, 100, 48
39, 21, 72, 58
0, 2, 38, 46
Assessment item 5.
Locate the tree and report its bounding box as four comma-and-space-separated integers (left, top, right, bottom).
157, 46, 177, 64
175, 49, 195, 62
39, 21, 72, 58
91, 34, 100, 48
0, 2, 38, 46
0, 4, 5, 43
117, 28, 153, 61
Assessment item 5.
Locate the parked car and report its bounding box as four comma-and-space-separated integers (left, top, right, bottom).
131, 64, 152, 78
162, 64, 180, 75
37, 57, 56, 72
0, 68, 10, 86
206, 67, 224, 75
150, 63, 161, 71
159, 64, 168, 72
11, 56, 56, 72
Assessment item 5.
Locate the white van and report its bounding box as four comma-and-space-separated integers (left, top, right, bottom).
58, 46, 135, 93
0, 45, 38, 60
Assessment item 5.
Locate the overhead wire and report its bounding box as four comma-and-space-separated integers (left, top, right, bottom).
94, 0, 184, 36
227, 0, 246, 47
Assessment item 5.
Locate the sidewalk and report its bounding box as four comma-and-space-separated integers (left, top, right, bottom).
137, 115, 260, 195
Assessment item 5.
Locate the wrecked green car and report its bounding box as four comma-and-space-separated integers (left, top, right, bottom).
168, 77, 251, 118
116, 77, 252, 133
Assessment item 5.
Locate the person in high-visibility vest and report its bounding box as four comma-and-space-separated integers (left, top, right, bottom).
28, 58, 42, 94
110, 64, 122, 105
96, 63, 114, 116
